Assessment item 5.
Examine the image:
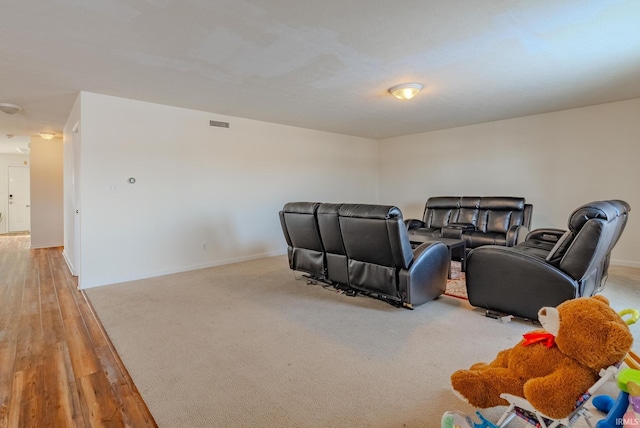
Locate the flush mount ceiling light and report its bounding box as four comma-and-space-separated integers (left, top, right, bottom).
0, 103, 22, 114
388, 83, 423, 100
39, 132, 55, 140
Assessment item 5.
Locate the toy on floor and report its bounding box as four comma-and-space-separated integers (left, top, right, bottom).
441, 410, 498, 428
450, 296, 634, 420
496, 364, 620, 427
591, 308, 640, 427
591, 368, 640, 427
627, 381, 640, 427
620, 309, 640, 371
444, 364, 622, 428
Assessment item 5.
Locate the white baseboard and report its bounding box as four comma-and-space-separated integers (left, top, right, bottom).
62, 250, 77, 276
80, 249, 287, 289
75, 252, 639, 290
30, 242, 64, 249
611, 259, 640, 269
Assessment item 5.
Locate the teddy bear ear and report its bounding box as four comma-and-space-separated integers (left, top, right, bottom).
591, 295, 610, 306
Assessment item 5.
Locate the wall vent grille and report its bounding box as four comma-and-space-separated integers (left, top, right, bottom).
210, 120, 230, 128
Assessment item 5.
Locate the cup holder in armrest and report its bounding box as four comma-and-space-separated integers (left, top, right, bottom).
405, 219, 426, 230
442, 223, 475, 239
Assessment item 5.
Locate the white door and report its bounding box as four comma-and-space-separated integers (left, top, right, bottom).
8, 166, 31, 232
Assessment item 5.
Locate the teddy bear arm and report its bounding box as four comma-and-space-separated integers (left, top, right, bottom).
469, 348, 512, 371
523, 366, 597, 419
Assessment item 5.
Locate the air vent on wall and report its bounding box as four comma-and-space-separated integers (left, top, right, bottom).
210, 120, 230, 128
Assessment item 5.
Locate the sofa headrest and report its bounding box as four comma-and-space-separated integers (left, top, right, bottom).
478, 197, 525, 211
317, 203, 342, 215
338, 204, 402, 220
459, 197, 481, 209
568, 200, 623, 232
425, 197, 463, 209
425, 196, 526, 211
282, 202, 320, 214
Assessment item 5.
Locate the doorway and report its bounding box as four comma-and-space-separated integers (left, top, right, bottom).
8, 166, 31, 232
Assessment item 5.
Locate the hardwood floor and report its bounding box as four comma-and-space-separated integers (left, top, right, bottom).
0, 234, 157, 427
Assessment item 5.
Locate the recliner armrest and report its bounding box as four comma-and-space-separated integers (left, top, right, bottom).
405, 219, 425, 230
525, 228, 567, 244
398, 242, 448, 306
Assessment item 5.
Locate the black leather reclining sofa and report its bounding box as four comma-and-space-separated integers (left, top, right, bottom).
279, 202, 450, 308
406, 196, 533, 252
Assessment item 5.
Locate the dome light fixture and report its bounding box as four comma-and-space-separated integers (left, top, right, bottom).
0, 103, 22, 115
388, 83, 423, 100
39, 132, 55, 140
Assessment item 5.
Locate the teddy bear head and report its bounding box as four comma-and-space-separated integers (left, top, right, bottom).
538, 295, 633, 371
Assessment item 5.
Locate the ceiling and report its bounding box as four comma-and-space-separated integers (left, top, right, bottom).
1, 0, 640, 153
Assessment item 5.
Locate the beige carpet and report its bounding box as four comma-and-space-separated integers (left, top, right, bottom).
86, 257, 640, 428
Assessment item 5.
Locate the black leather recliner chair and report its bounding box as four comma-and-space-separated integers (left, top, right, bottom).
336, 204, 449, 307
279, 202, 325, 280
465, 200, 630, 320
316, 203, 349, 285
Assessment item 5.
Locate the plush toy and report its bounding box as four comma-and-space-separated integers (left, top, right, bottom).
592, 368, 640, 427
450, 296, 633, 419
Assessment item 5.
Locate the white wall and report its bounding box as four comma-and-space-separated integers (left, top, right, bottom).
76, 92, 379, 288
0, 153, 30, 234
67, 93, 640, 287
378, 98, 640, 267
30, 137, 64, 248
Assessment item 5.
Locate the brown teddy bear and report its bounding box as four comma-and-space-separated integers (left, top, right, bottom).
450, 296, 633, 419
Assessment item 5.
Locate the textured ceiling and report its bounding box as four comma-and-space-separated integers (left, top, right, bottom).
1, 0, 640, 153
